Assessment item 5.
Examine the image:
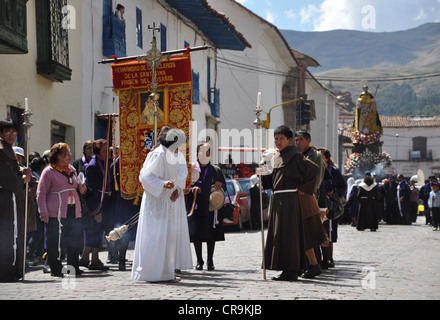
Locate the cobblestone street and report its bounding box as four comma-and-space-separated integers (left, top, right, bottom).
1, 216, 439, 307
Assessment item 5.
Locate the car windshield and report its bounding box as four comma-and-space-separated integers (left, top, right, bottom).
237, 179, 250, 194
226, 181, 235, 196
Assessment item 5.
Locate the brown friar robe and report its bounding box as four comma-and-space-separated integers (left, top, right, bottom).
0, 139, 26, 282
262, 145, 318, 272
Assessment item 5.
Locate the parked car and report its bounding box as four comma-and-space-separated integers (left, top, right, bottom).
223, 179, 251, 230
235, 178, 270, 227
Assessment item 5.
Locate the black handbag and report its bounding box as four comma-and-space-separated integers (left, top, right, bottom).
326, 193, 344, 220
219, 187, 237, 222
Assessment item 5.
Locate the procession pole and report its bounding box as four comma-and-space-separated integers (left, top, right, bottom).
97, 45, 211, 64
144, 23, 163, 145
253, 92, 266, 280
22, 98, 33, 281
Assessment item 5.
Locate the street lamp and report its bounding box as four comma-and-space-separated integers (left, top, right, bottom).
395, 133, 399, 173
338, 127, 344, 170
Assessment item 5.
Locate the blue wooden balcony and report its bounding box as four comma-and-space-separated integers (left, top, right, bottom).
210, 87, 220, 118
103, 15, 126, 58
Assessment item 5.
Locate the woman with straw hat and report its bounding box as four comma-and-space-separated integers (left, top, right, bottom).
187, 143, 226, 271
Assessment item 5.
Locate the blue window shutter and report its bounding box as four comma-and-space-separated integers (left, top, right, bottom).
160, 23, 167, 52
136, 8, 143, 48
192, 70, 200, 104
207, 57, 211, 104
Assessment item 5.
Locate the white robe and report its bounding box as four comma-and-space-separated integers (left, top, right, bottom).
174, 151, 193, 270
131, 145, 190, 281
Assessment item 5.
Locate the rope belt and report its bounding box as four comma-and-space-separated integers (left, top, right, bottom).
267, 189, 298, 216
12, 193, 17, 266
50, 188, 77, 260
273, 189, 298, 195
186, 189, 198, 217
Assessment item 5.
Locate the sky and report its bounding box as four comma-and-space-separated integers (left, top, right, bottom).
235, 0, 440, 32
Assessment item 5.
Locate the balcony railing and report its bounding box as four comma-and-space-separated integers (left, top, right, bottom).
103, 15, 126, 58
409, 150, 432, 161
0, 0, 28, 54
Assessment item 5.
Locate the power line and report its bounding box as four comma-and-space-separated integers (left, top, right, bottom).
217, 56, 440, 83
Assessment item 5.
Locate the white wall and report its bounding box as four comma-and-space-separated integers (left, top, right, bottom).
382, 127, 440, 178
209, 0, 297, 164
307, 79, 340, 166
0, 0, 83, 158
81, 0, 218, 163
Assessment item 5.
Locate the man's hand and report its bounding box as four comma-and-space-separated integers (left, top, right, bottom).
22, 167, 32, 184
95, 213, 102, 223
164, 181, 175, 189
170, 189, 179, 202
193, 186, 202, 194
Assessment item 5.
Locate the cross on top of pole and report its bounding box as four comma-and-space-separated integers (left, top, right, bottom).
147, 22, 161, 38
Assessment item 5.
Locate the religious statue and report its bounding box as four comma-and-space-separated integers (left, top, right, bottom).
355, 85, 382, 134
346, 85, 392, 179
141, 96, 165, 126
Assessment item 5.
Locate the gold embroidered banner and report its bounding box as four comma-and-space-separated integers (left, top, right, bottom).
113, 54, 193, 200
112, 56, 192, 90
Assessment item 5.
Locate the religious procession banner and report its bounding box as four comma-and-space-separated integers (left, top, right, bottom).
112, 54, 193, 201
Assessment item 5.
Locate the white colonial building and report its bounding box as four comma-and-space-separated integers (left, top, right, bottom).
0, 0, 83, 158
205, 0, 341, 165
380, 115, 440, 179
81, 0, 250, 164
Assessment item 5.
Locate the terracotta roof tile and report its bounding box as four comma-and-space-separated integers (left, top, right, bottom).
379, 115, 440, 128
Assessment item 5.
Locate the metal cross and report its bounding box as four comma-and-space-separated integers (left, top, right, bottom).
147, 22, 161, 38
141, 22, 163, 144
144, 22, 163, 92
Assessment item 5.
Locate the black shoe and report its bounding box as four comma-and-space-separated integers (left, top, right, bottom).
88, 261, 109, 270
118, 261, 126, 271
207, 261, 215, 271
302, 264, 322, 279
272, 271, 298, 282
74, 269, 84, 276
79, 258, 89, 268
195, 262, 204, 270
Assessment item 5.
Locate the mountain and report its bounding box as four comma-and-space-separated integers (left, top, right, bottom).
281, 23, 440, 116
281, 23, 440, 72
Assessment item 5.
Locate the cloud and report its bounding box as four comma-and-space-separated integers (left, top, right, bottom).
284, 9, 298, 22
300, 4, 319, 24
304, 0, 440, 32
264, 9, 276, 23
414, 8, 428, 21
311, 0, 361, 31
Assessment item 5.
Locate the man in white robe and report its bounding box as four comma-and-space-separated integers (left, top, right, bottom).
131, 129, 190, 282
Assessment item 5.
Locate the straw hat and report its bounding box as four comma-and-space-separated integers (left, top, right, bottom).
209, 186, 225, 211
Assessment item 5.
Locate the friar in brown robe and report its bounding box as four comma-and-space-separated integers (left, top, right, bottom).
261, 126, 319, 281
0, 119, 30, 282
